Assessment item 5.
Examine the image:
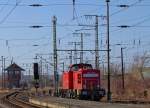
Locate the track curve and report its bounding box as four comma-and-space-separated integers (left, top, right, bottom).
1, 91, 43, 108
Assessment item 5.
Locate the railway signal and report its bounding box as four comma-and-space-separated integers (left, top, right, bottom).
33, 63, 39, 92
33, 63, 39, 80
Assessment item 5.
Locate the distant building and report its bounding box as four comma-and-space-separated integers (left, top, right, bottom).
5, 63, 25, 88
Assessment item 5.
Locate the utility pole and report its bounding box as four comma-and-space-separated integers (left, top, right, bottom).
95, 16, 99, 69
52, 16, 58, 96
121, 47, 125, 90
106, 0, 111, 102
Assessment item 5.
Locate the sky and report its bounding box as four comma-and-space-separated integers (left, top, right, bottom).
0, 0, 150, 73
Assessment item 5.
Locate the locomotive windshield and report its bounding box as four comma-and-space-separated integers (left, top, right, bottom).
83, 64, 93, 69
70, 64, 93, 71
71, 65, 79, 71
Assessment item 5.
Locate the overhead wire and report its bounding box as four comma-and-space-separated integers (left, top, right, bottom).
106, 0, 146, 34
1, 0, 145, 37
0, 3, 105, 7
131, 16, 150, 27
111, 15, 150, 32
0, 0, 10, 13
60, 0, 146, 39
0, 0, 22, 24
105, 0, 147, 34
8, 36, 48, 41
16, 43, 50, 59
110, 0, 145, 16
0, 36, 49, 45
0, 0, 148, 64
59, 0, 106, 37
1, 3, 150, 7
0, 0, 146, 29
4, 0, 22, 60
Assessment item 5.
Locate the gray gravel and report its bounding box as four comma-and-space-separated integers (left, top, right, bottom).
33, 96, 150, 108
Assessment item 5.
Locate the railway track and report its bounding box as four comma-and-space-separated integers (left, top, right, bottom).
1, 91, 150, 108
0, 91, 43, 108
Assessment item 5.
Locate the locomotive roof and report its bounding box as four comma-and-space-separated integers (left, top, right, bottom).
71, 63, 92, 67
71, 63, 92, 66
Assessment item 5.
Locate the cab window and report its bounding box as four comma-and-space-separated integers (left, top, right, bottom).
71, 65, 79, 71
83, 64, 92, 69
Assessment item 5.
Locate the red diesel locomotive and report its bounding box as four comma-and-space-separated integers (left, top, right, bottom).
61, 63, 105, 101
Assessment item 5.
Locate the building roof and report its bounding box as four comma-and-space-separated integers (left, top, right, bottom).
5, 63, 25, 71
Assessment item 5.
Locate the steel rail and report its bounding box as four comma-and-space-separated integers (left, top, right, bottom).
2, 91, 43, 108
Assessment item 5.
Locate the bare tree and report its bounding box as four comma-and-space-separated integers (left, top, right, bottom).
133, 52, 150, 89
